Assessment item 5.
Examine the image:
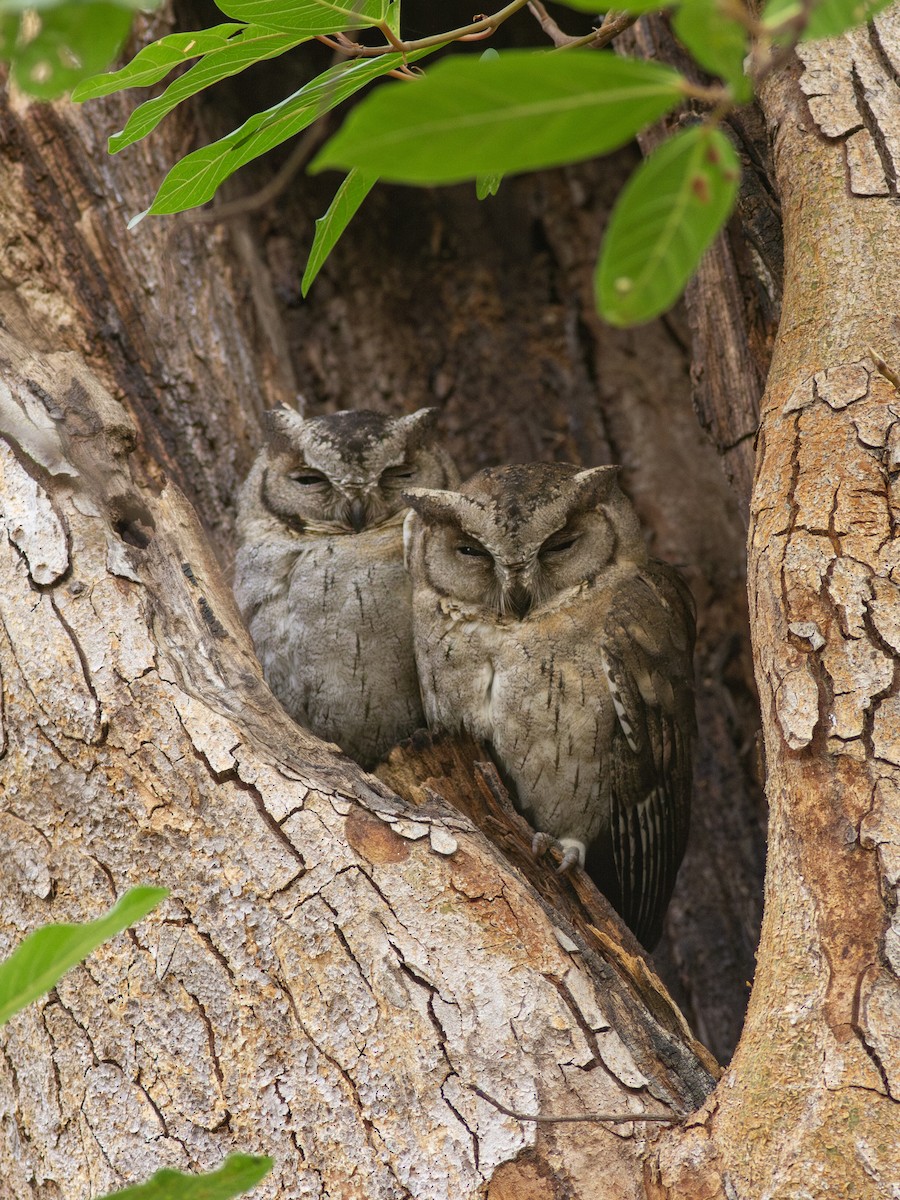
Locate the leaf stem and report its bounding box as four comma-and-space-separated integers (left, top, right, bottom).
376, 19, 405, 53
314, 0, 533, 58
680, 80, 732, 105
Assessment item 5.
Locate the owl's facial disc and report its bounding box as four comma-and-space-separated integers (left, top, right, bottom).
261, 408, 456, 535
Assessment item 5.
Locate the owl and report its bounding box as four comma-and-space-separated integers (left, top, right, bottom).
402, 463, 695, 947
233, 405, 458, 767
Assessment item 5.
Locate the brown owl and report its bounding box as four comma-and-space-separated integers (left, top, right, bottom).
402, 463, 695, 947
234, 405, 458, 767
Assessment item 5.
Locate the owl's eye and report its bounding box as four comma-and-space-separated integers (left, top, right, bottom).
288, 469, 327, 486
541, 534, 578, 555
382, 464, 416, 483
457, 542, 490, 558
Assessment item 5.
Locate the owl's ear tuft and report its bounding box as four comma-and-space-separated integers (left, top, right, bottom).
402, 486, 473, 527
572, 465, 620, 507
396, 407, 439, 448
402, 508, 416, 569
264, 404, 306, 445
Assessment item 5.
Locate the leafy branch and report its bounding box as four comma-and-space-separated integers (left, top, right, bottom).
314, 0, 534, 56
3, 0, 894, 324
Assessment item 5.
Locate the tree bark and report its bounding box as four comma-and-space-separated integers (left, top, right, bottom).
1, 4, 899, 1196
649, 17, 900, 1198
0, 320, 714, 1196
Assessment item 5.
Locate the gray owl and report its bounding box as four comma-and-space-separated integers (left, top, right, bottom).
402, 463, 695, 947
233, 405, 458, 767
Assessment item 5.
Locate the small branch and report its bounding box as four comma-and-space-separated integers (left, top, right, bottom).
748, 0, 815, 82
468, 1083, 680, 1124
311, 0, 533, 58
315, 33, 363, 55
399, 0, 532, 51
553, 9, 639, 52
376, 19, 406, 53
528, 0, 581, 47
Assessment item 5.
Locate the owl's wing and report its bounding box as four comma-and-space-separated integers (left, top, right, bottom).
586, 560, 696, 948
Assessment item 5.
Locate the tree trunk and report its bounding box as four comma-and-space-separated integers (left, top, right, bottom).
1, 6, 898, 1197
647, 17, 900, 1199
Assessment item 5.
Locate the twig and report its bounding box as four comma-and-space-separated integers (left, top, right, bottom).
549, 9, 639, 53
468, 1083, 680, 1124
748, 0, 816, 82
310, 0, 533, 58
527, 0, 581, 47
315, 32, 363, 55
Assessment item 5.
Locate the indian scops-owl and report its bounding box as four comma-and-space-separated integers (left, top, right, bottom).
402, 463, 695, 947
233, 405, 458, 767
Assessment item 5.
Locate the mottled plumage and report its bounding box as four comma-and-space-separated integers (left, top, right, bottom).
234, 405, 458, 766
403, 463, 695, 947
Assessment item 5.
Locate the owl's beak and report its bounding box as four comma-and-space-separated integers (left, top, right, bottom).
348, 497, 368, 532
505, 581, 533, 620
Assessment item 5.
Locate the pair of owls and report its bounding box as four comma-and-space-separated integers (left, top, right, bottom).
234, 406, 695, 947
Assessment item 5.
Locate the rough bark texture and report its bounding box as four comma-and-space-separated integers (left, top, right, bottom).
0, 320, 715, 1197
0, 25, 723, 1196
651, 18, 900, 1198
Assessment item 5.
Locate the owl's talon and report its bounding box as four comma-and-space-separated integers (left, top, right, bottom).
556, 846, 581, 875
531, 832, 579, 875
532, 831, 555, 859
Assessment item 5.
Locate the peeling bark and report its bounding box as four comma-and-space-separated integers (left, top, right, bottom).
0, 326, 713, 1196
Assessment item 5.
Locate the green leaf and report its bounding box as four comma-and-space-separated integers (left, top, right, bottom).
806, 0, 894, 37
673, 0, 751, 101
108, 26, 308, 153
72, 24, 246, 101
301, 168, 376, 295
138, 47, 435, 219
7, 4, 135, 99
382, 0, 400, 38
312, 51, 686, 185
0, 887, 168, 1025
214, 0, 389, 34
0, 13, 19, 54
596, 124, 740, 326
97, 1154, 273, 1200
474, 47, 503, 200
476, 173, 502, 199
758, 0, 797, 30
0, 0, 148, 11
762, 0, 894, 38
